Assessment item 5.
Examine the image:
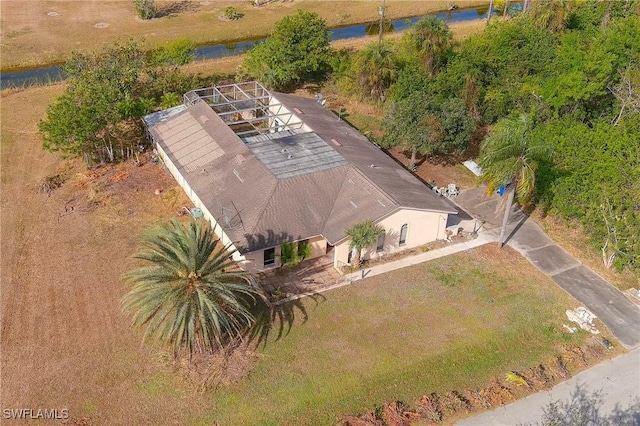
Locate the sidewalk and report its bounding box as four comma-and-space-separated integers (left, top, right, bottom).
273, 232, 496, 305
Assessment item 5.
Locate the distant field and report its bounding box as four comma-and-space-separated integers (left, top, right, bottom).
0, 0, 489, 70
0, 84, 617, 424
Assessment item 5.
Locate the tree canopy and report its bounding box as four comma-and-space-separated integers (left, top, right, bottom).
122, 219, 264, 357
402, 16, 453, 76
479, 114, 553, 246
39, 39, 197, 165
381, 92, 473, 167
243, 9, 331, 90
353, 42, 399, 102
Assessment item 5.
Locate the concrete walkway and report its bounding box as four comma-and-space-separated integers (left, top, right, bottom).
457, 348, 640, 425
454, 187, 640, 350
274, 232, 495, 305
343, 232, 495, 283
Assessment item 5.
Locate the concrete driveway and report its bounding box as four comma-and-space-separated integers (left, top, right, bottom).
454, 187, 640, 350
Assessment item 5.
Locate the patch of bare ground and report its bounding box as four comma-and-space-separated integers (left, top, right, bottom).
339, 342, 612, 426
167, 339, 259, 392
0, 85, 219, 424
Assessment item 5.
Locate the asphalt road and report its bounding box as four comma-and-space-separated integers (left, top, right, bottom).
457, 349, 640, 425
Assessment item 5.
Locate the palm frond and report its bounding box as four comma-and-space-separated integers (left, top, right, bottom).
121, 219, 263, 357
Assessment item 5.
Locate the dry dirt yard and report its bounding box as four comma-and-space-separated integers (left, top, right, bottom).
0, 84, 211, 424
1, 0, 489, 70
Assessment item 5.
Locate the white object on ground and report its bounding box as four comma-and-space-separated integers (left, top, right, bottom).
463, 160, 483, 177
566, 307, 600, 334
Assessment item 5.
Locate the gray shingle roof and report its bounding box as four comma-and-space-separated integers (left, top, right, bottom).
145, 91, 457, 253
272, 92, 457, 215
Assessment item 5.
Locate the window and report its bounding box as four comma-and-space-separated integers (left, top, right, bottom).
399, 224, 408, 245
376, 232, 385, 252
264, 247, 275, 267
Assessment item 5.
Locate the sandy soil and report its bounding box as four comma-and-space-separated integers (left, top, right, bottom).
1, 0, 489, 70
0, 85, 205, 424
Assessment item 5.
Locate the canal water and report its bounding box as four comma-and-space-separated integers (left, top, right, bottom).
0, 4, 518, 89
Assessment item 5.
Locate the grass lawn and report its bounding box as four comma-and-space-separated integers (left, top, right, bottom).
197, 244, 596, 425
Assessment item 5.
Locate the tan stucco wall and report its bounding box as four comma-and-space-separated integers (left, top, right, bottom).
240, 245, 281, 274
333, 209, 450, 267
239, 236, 327, 273
307, 235, 327, 259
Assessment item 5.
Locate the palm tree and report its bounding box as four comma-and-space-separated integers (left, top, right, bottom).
345, 220, 385, 266
478, 114, 552, 247
354, 42, 398, 102
122, 219, 263, 358
530, 0, 573, 33
406, 16, 453, 76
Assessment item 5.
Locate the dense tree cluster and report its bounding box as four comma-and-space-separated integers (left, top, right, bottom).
41, 2, 640, 276
243, 10, 331, 90
326, 1, 640, 272
39, 39, 201, 165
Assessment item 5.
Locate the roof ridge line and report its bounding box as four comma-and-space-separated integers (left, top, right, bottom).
348, 163, 398, 207
318, 166, 352, 234
247, 181, 280, 236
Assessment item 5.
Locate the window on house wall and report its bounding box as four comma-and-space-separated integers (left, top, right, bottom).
264, 247, 275, 266
399, 224, 408, 245
376, 232, 385, 252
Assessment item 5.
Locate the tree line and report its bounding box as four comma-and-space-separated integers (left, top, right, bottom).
240, 1, 640, 274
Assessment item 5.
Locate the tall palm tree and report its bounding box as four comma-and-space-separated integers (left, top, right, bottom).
530, 0, 573, 32
478, 114, 552, 247
122, 219, 263, 358
345, 220, 385, 266
407, 16, 453, 76
354, 42, 398, 102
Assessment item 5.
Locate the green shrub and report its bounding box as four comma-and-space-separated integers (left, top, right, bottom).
133, 0, 156, 20
224, 6, 244, 21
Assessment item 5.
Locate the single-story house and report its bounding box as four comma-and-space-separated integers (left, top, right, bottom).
143, 81, 458, 273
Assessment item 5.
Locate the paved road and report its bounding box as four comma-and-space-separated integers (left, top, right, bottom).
455, 187, 640, 349
457, 349, 640, 425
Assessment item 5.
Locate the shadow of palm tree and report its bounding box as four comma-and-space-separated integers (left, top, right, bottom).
247, 292, 326, 348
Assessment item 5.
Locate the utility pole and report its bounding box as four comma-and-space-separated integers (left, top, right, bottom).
378, 0, 386, 44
